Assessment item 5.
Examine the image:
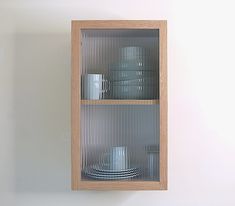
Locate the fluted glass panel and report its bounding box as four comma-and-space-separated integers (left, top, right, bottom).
81, 29, 159, 100
81, 105, 160, 181
80, 29, 160, 181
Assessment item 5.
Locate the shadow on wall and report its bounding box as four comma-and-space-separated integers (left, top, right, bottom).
12, 32, 135, 203
13, 32, 71, 193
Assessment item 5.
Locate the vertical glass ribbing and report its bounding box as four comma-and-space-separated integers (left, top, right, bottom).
80, 30, 160, 181
81, 105, 159, 181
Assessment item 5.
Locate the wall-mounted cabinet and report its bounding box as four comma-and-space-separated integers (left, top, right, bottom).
71, 20, 167, 190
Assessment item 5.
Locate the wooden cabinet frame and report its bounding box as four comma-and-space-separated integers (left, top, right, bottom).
71, 20, 167, 190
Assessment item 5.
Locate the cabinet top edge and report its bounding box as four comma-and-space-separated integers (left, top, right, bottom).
71, 20, 167, 28
71, 20, 167, 22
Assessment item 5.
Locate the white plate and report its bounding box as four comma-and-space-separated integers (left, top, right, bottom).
85, 173, 139, 180
111, 85, 156, 99
83, 166, 141, 180
89, 169, 140, 176
84, 169, 140, 180
112, 78, 157, 86
91, 164, 139, 173
110, 70, 156, 81
110, 61, 154, 71
120, 47, 150, 61
84, 170, 139, 177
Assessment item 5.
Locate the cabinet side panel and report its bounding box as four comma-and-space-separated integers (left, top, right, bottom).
71, 21, 81, 190
159, 21, 167, 189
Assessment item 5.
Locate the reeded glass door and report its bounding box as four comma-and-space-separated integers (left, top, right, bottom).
80, 29, 160, 181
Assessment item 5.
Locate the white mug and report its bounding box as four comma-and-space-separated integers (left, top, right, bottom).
82, 74, 104, 100
110, 146, 127, 170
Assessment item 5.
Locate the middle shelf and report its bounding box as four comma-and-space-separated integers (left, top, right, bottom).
81, 99, 160, 105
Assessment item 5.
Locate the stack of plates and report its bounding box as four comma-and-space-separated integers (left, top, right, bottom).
83, 164, 141, 180
110, 46, 157, 99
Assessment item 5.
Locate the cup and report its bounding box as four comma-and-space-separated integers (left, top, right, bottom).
146, 144, 159, 180
110, 146, 127, 170
82, 74, 106, 99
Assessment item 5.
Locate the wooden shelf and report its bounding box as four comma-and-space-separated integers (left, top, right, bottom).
81, 99, 159, 105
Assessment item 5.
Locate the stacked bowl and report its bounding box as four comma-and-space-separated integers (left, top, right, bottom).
110, 46, 157, 99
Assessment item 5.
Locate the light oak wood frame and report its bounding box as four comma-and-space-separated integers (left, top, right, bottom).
71, 20, 167, 190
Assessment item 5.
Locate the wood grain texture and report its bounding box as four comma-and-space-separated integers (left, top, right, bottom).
77, 181, 165, 190
71, 20, 167, 190
71, 21, 81, 190
159, 21, 168, 189
72, 20, 166, 29
81, 99, 159, 105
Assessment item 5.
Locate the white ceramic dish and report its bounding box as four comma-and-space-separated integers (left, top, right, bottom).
110, 60, 154, 71
91, 164, 139, 173
110, 70, 156, 81
120, 46, 150, 60
82, 74, 108, 99
112, 85, 156, 99
112, 77, 157, 86
84, 173, 139, 180
86, 169, 139, 177
83, 167, 140, 180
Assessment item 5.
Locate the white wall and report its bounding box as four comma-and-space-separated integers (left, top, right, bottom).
1, 0, 235, 205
